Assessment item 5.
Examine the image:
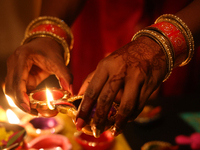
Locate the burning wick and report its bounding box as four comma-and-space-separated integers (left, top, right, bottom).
46, 88, 55, 110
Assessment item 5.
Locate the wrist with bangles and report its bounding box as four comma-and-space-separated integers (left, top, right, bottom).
132, 14, 195, 82
21, 16, 73, 66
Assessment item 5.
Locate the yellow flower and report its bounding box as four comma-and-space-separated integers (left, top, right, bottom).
0, 127, 14, 146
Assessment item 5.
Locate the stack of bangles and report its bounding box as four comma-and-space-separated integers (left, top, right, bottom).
21, 16, 73, 66
132, 14, 195, 82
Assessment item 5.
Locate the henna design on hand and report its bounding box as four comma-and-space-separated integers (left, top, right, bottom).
109, 36, 165, 92
94, 37, 165, 127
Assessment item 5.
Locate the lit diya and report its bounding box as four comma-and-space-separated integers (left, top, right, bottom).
0, 122, 27, 150
29, 87, 119, 138
29, 87, 79, 117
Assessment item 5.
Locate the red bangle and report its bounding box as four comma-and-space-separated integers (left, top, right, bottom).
149, 21, 187, 66
30, 24, 73, 46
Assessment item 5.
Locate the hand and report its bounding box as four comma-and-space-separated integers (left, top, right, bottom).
5, 37, 73, 115
76, 36, 167, 136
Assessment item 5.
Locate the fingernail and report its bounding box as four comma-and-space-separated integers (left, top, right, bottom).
111, 125, 121, 137
76, 118, 86, 131
20, 103, 30, 113
111, 127, 116, 136
91, 124, 101, 138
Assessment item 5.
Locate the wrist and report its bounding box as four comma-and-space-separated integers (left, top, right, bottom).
21, 16, 74, 66
132, 29, 173, 82
148, 21, 188, 67
30, 37, 65, 57
132, 14, 195, 82
151, 14, 195, 68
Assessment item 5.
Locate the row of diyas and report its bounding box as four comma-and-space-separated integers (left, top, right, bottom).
0, 107, 72, 149
0, 88, 71, 149
0, 105, 26, 150
5, 89, 65, 138
1, 87, 115, 150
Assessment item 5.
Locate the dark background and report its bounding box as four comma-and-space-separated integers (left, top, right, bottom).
123, 93, 200, 150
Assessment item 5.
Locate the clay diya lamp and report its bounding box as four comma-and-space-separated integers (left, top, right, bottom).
20, 115, 64, 137
29, 87, 70, 117
28, 134, 72, 150
74, 131, 114, 150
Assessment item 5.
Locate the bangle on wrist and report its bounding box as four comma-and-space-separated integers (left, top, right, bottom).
132, 14, 195, 81
155, 14, 195, 67
132, 29, 173, 82
30, 24, 68, 42
21, 31, 70, 66
25, 16, 73, 49
21, 16, 73, 66
147, 21, 187, 67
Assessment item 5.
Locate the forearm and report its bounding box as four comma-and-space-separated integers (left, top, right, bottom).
175, 0, 200, 48
40, 0, 87, 26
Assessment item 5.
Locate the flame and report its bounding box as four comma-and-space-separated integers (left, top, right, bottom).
46, 88, 55, 110
2, 83, 17, 108
5, 94, 17, 108
6, 109, 20, 124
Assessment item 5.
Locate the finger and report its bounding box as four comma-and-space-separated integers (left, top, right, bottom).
75, 68, 108, 130
28, 53, 73, 94
45, 57, 73, 93
5, 55, 16, 101
13, 54, 33, 112
92, 77, 122, 137
5, 51, 38, 114
57, 66, 73, 94
111, 79, 143, 136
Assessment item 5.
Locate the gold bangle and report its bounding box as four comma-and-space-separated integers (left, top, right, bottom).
25, 16, 74, 50
21, 31, 70, 66
155, 18, 189, 66
155, 14, 195, 66
146, 26, 175, 60
132, 29, 174, 82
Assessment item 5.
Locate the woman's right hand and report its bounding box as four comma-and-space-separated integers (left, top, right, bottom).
5, 37, 73, 115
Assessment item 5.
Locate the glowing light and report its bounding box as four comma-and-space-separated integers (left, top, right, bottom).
6, 109, 20, 124
36, 129, 41, 134
2, 83, 16, 107
5, 94, 17, 108
46, 88, 55, 110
